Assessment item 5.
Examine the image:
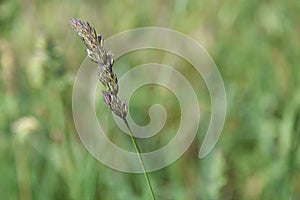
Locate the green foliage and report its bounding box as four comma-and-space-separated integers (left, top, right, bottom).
0, 0, 299, 199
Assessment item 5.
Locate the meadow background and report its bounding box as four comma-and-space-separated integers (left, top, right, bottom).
0, 0, 299, 199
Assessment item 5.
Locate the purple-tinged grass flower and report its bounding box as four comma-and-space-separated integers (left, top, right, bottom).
70, 18, 125, 116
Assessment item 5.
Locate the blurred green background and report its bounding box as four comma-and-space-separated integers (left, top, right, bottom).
0, 0, 299, 199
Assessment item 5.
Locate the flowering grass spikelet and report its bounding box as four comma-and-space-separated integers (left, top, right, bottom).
70, 18, 126, 118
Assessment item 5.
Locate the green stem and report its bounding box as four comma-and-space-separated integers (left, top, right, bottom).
123, 119, 156, 200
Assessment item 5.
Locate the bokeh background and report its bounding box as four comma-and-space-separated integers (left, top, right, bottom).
0, 0, 299, 199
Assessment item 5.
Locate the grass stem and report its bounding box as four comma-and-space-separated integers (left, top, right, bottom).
123, 119, 156, 200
